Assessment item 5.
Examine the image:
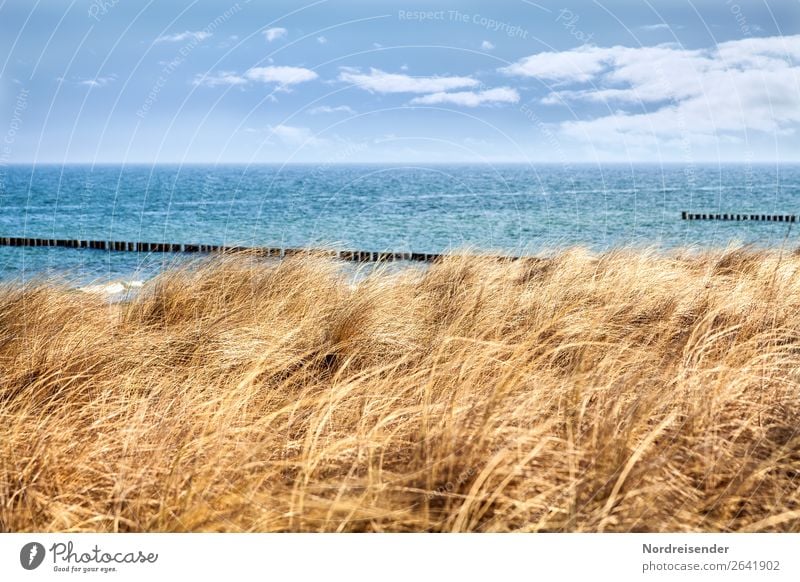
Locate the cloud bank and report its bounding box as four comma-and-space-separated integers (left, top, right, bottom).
502, 35, 800, 146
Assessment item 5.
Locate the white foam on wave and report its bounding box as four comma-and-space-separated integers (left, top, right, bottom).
78, 280, 146, 295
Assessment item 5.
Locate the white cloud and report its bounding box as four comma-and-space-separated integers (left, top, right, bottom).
268, 124, 325, 146
309, 105, 356, 115
263, 27, 287, 42
410, 87, 519, 107
79, 75, 116, 88
245, 66, 318, 86
155, 31, 211, 44
317, 36, 327, 44
193, 71, 247, 87
640, 23, 670, 31
481, 40, 495, 51
193, 66, 317, 89
500, 45, 614, 82
216, 35, 240, 49
339, 67, 479, 94
503, 35, 800, 145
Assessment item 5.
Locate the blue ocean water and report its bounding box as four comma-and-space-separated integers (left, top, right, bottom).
0, 163, 799, 284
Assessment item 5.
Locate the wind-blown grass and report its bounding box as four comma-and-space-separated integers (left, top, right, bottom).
1, 247, 799, 532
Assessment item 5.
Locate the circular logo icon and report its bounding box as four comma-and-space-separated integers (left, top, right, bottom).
20, 542, 46, 570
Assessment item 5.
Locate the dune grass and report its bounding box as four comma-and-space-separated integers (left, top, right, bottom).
1, 247, 799, 532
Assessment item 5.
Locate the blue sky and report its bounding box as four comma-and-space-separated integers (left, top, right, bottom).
1, 0, 798, 164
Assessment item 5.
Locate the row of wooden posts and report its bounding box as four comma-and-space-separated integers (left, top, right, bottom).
681, 211, 797, 222
2, 212, 794, 261
0, 236, 443, 263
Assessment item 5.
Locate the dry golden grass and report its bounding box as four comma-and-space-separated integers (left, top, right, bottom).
1, 247, 800, 532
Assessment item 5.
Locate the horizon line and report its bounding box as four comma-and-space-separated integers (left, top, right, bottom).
6, 160, 800, 167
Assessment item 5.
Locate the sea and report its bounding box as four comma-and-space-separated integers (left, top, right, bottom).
1, 163, 799, 288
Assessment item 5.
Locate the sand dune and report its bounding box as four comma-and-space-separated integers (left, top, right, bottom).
1, 248, 799, 532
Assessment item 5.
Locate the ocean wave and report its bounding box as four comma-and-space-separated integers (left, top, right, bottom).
78, 280, 145, 295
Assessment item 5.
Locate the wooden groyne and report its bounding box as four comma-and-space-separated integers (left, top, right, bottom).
682, 211, 797, 222
0, 236, 445, 263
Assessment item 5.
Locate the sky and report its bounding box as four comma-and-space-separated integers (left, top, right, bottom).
0, 0, 799, 164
